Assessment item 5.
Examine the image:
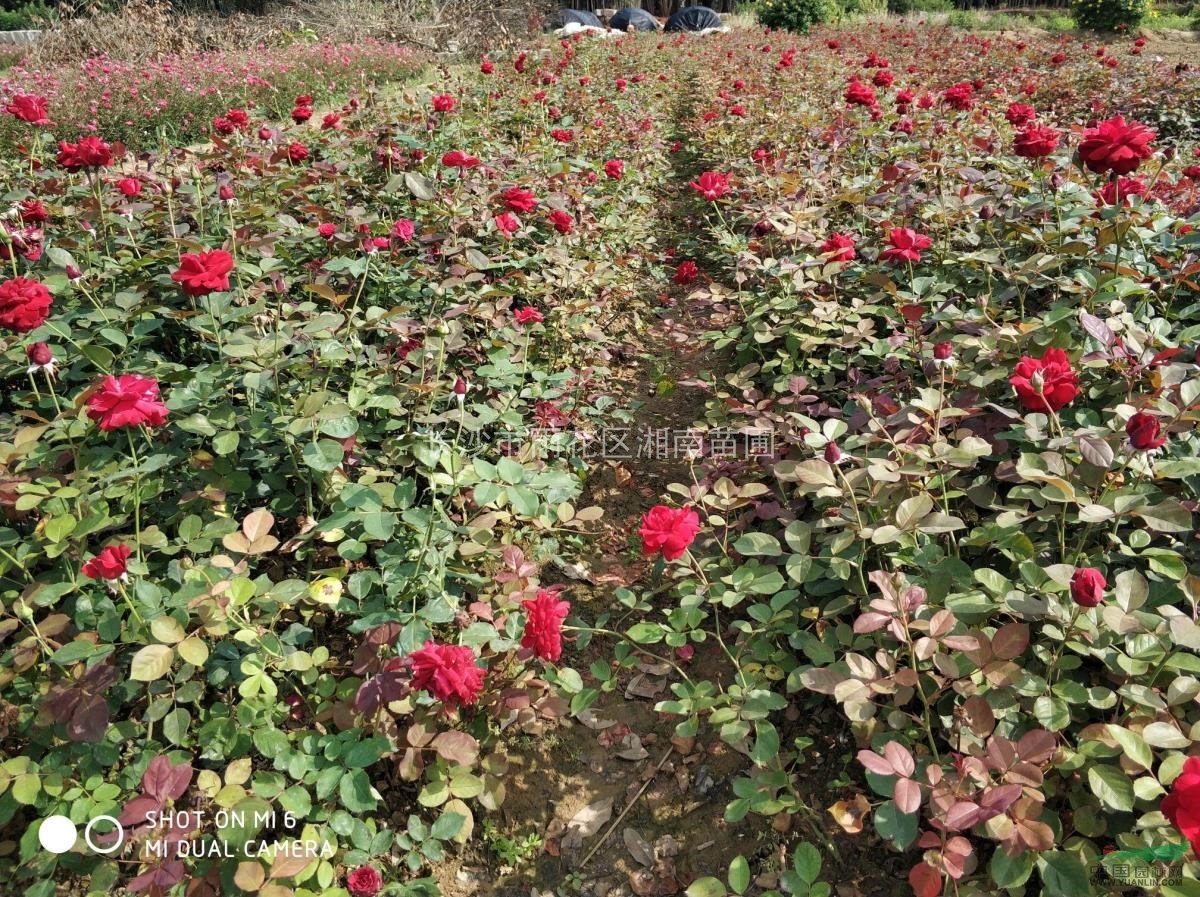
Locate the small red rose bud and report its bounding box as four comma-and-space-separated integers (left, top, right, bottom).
933, 341, 954, 361
823, 442, 843, 464
26, 341, 53, 366
1070, 567, 1106, 607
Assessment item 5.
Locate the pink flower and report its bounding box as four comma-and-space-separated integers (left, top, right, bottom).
494, 212, 520, 237
639, 505, 701, 561
85, 374, 169, 431
521, 589, 570, 661
409, 641, 485, 706
514, 306, 543, 325
391, 218, 415, 242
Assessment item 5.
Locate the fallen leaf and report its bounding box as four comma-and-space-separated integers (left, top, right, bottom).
616, 733, 650, 761
561, 797, 614, 851
828, 793, 871, 834
578, 709, 617, 730
623, 827, 654, 867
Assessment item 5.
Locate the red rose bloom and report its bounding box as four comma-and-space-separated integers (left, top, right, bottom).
291, 105, 313, 123
674, 260, 699, 285
480, 58, 495, 74
1095, 176, 1145, 207
26, 341, 54, 368
172, 250, 234, 297
880, 227, 932, 264
1070, 567, 1106, 608
1164, 757, 1200, 856
548, 209, 574, 234
845, 81, 877, 107
226, 108, 248, 129
346, 865, 383, 897
821, 232, 857, 262
318, 223, 336, 239
85, 374, 169, 431
82, 544, 132, 581
604, 159, 625, 180
942, 82, 974, 110
1126, 411, 1166, 450
639, 505, 701, 561
409, 641, 485, 706
287, 142, 309, 164
0, 276, 53, 333
391, 218, 415, 242
442, 150, 480, 169
1014, 123, 1061, 159
212, 116, 234, 136
521, 589, 570, 661
501, 187, 539, 214
550, 128, 574, 143
514, 306, 543, 325
431, 93, 457, 113
1009, 347, 1079, 413
56, 137, 113, 171
1078, 115, 1156, 176
18, 199, 48, 224
689, 171, 731, 201
494, 212, 520, 237
116, 178, 142, 198
1005, 102, 1036, 126
6, 94, 50, 125
321, 113, 341, 131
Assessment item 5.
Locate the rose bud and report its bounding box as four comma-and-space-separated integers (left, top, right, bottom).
1070, 567, 1106, 607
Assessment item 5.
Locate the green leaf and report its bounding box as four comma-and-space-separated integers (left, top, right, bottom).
685, 878, 727, 897
339, 770, 376, 812
1037, 851, 1090, 897
728, 856, 750, 894
430, 811, 464, 841
792, 843, 822, 885
302, 439, 344, 472
1088, 765, 1134, 811
990, 849, 1034, 888
344, 736, 390, 769
1105, 725, 1153, 771
732, 533, 781, 557
873, 800, 919, 850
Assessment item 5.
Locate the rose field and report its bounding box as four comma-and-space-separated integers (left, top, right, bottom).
3, 16, 1200, 897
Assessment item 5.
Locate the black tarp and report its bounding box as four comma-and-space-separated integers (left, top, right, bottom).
608, 7, 660, 30
664, 5, 721, 30
546, 7, 604, 29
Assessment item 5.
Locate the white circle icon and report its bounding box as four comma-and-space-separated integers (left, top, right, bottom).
83, 815, 124, 855
38, 815, 78, 854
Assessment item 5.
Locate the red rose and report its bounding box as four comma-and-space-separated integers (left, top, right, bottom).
226, 108, 248, 129
321, 113, 341, 130
1070, 567, 1106, 608
942, 82, 974, 110
550, 128, 574, 143
688, 171, 731, 201
295, 94, 313, 106
1095, 176, 1145, 207
1009, 347, 1079, 413
318, 223, 336, 239
1126, 411, 1166, 450
56, 137, 113, 172
845, 81, 877, 107
514, 306, 543, 325
346, 865, 383, 897
604, 159, 625, 180
291, 105, 313, 123
494, 212, 520, 237
674, 260, 699, 285
82, 544, 131, 581
287, 142, 309, 164
18, 199, 48, 224
6, 94, 50, 125
639, 505, 701, 561
85, 374, 169, 431
1006, 102, 1036, 126
933, 341, 954, 361
1078, 115, 1156, 176
1164, 756, 1200, 856
431, 93, 457, 113
548, 209, 574, 234
821, 232, 857, 262
480, 58, 495, 74
501, 187, 538, 214
880, 227, 932, 264
1014, 123, 1061, 159
391, 218, 415, 242
521, 588, 570, 661
116, 178, 142, 198
409, 641, 485, 706
0, 276, 53, 333
442, 150, 480, 169
172, 250, 234, 297
212, 116, 234, 136
26, 341, 54, 368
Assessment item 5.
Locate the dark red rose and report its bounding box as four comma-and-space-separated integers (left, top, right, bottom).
287, 142, 309, 164
116, 178, 142, 198
548, 209, 574, 234
346, 865, 383, 897
26, 341, 54, 367
1126, 411, 1166, 450
442, 150, 480, 169
431, 93, 457, 113
291, 105, 313, 123
1005, 102, 1036, 126
501, 187, 538, 214
0, 276, 52, 333
1014, 123, 1061, 159
1078, 115, 1156, 175
56, 137, 113, 171
1070, 567, 1106, 607
1009, 347, 1079, 413
604, 159, 625, 180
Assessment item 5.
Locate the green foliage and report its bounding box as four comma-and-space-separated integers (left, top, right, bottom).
1070, 0, 1151, 30
756, 0, 835, 32
0, 0, 53, 29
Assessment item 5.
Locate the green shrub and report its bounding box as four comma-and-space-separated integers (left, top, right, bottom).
757, 0, 835, 31
1070, 0, 1151, 30
0, 0, 53, 29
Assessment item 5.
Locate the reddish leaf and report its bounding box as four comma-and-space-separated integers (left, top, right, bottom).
908, 861, 942, 897
143, 756, 193, 803
894, 777, 922, 815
